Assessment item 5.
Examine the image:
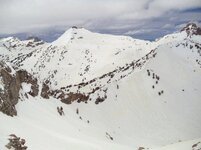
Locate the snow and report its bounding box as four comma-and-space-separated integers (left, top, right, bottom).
0, 37, 46, 64
21, 83, 32, 93
0, 97, 133, 150
52, 28, 74, 46
153, 138, 201, 150
19, 27, 155, 89
0, 27, 201, 150
0, 76, 4, 91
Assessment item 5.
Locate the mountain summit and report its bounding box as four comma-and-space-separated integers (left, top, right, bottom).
52, 27, 90, 46
181, 23, 201, 36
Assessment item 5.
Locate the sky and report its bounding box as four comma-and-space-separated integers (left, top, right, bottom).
0, 0, 201, 41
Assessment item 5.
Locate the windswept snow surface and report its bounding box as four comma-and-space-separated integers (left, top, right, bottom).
0, 97, 134, 150
0, 28, 201, 150
153, 138, 201, 150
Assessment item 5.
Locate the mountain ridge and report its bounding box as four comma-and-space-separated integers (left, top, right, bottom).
0, 23, 201, 150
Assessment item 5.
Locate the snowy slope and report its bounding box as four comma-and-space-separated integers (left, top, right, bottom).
0, 25, 201, 150
0, 37, 46, 66
15, 27, 156, 88
153, 138, 201, 150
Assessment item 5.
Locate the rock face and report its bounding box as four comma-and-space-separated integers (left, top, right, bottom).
26, 36, 44, 47
17, 70, 39, 97
5, 134, 27, 150
181, 23, 201, 36
41, 82, 50, 99
0, 62, 19, 116
0, 61, 39, 116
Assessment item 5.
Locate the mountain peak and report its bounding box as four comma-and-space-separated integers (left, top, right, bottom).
51, 28, 74, 46
71, 26, 84, 29
52, 27, 90, 46
181, 23, 201, 36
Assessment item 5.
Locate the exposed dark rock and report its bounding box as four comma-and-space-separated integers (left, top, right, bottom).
76, 108, 79, 114
41, 82, 50, 99
5, 134, 27, 150
95, 97, 106, 104
26, 36, 44, 47
137, 147, 145, 150
17, 70, 39, 97
192, 141, 201, 150
57, 106, 64, 116
61, 92, 89, 104
181, 23, 201, 36
72, 26, 78, 29
0, 62, 20, 116
106, 132, 113, 141
0, 61, 39, 116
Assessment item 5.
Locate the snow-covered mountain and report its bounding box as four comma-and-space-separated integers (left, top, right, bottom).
0, 23, 201, 150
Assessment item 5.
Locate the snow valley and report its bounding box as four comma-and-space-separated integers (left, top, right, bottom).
0, 23, 201, 150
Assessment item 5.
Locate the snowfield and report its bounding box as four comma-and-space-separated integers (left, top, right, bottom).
0, 25, 201, 150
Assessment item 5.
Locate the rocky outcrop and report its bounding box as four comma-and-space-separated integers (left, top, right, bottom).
5, 134, 27, 150
41, 82, 50, 99
40, 82, 89, 104
61, 92, 89, 104
0, 61, 39, 116
0, 62, 20, 116
17, 70, 39, 97
181, 23, 201, 36
26, 37, 44, 47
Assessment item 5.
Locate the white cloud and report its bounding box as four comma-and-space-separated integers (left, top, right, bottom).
125, 28, 157, 35
162, 24, 173, 29
0, 0, 200, 34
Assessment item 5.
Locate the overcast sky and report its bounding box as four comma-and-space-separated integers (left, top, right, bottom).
0, 0, 201, 41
